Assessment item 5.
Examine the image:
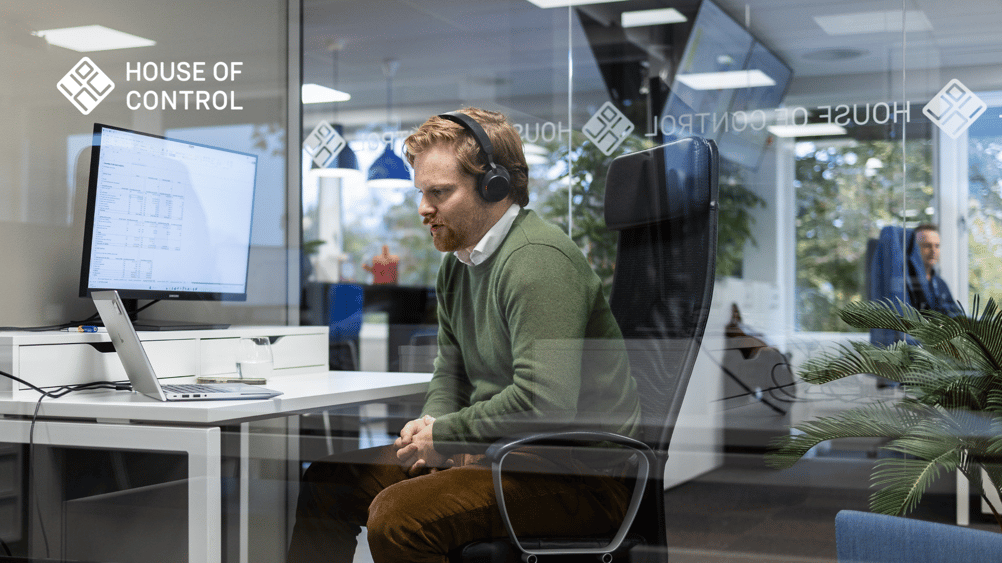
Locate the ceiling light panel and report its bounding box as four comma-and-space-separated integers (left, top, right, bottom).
526, 0, 627, 8
302, 84, 351, 104
34, 25, 155, 52
621, 8, 687, 28
675, 69, 776, 90
813, 10, 933, 36
768, 123, 847, 137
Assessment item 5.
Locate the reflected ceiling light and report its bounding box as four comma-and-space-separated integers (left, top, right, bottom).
813, 10, 932, 36
33, 25, 155, 52
675, 69, 775, 90
768, 123, 847, 138
522, 142, 548, 166
526, 0, 628, 8
621, 8, 687, 28
302, 84, 351, 104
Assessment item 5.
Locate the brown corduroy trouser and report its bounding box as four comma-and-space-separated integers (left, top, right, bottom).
286, 444, 630, 563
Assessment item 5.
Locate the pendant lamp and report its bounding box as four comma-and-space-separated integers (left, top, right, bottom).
367, 58, 412, 188
314, 41, 361, 179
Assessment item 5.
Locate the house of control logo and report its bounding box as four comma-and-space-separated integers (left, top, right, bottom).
583, 102, 634, 155
58, 57, 115, 115
923, 79, 987, 139
303, 120, 347, 168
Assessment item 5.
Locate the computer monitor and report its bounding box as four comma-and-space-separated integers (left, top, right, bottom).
661, 0, 792, 170
79, 123, 258, 328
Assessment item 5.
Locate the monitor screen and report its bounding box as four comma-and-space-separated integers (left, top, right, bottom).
661, 0, 792, 170
79, 124, 258, 302
714, 41, 793, 169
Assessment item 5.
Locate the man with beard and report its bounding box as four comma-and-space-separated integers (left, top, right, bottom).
909, 224, 960, 316
287, 108, 640, 563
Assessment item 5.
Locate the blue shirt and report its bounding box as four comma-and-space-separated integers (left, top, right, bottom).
917, 268, 961, 317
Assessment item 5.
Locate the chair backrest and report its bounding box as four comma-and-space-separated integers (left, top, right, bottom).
835, 510, 1002, 562
868, 226, 923, 345
328, 283, 364, 342
604, 137, 719, 454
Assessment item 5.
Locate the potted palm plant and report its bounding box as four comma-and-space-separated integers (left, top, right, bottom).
766, 298, 1002, 531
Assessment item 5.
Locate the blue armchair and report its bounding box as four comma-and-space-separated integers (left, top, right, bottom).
835, 510, 1002, 562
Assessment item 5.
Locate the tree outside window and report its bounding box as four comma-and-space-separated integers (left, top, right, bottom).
795, 138, 934, 332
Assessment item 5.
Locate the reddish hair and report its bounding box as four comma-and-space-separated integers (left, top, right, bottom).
404, 107, 529, 206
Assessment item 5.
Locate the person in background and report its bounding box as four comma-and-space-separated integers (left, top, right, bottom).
909, 223, 961, 316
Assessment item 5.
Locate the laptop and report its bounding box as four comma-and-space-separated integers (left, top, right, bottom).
91, 290, 283, 401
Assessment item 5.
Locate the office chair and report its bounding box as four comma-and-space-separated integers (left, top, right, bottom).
450, 137, 719, 563
317, 283, 366, 454
868, 226, 922, 346
328, 283, 364, 370
835, 510, 1002, 562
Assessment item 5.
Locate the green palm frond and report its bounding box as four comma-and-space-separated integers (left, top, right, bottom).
987, 388, 1002, 412
798, 340, 913, 386
939, 333, 1000, 374
884, 347, 960, 396
944, 300, 1002, 372
837, 298, 1002, 372
870, 448, 964, 516
883, 412, 967, 457
901, 355, 994, 411
868, 413, 972, 515
839, 300, 923, 334
906, 310, 967, 348
770, 295, 1002, 530
765, 402, 930, 469
985, 435, 1002, 456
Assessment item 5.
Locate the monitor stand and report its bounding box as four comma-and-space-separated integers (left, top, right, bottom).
120, 298, 230, 331
131, 318, 230, 331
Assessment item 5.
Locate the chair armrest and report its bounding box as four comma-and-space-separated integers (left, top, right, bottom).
485, 430, 650, 462
486, 431, 654, 561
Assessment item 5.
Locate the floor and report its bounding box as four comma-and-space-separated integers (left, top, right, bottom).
663, 451, 999, 562
349, 449, 1000, 563
663, 454, 869, 562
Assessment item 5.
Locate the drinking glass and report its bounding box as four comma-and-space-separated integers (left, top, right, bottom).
236, 337, 274, 381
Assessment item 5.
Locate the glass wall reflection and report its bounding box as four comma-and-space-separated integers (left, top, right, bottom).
0, 0, 292, 327
302, 0, 1002, 559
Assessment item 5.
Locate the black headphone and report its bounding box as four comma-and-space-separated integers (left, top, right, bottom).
437, 111, 511, 203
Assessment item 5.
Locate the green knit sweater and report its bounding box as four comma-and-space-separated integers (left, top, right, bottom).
426, 208, 641, 455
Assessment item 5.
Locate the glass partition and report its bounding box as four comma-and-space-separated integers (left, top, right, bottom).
300, 0, 1002, 559
0, 0, 294, 328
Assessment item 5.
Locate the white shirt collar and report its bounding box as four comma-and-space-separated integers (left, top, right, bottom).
455, 203, 521, 266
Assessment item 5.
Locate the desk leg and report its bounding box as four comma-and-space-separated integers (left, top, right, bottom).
240, 421, 250, 563
2, 419, 221, 563
287, 415, 301, 545
186, 426, 222, 563
238, 417, 301, 563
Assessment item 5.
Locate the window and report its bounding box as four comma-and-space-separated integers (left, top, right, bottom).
795, 137, 934, 331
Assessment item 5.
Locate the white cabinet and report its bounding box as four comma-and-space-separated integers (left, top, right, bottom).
0, 326, 328, 397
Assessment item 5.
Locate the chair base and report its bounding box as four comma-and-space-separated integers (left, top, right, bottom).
449, 535, 656, 563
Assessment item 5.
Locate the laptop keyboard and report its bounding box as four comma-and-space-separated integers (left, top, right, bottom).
163, 384, 230, 394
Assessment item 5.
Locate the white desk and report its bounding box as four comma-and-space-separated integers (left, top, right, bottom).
0, 370, 432, 563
